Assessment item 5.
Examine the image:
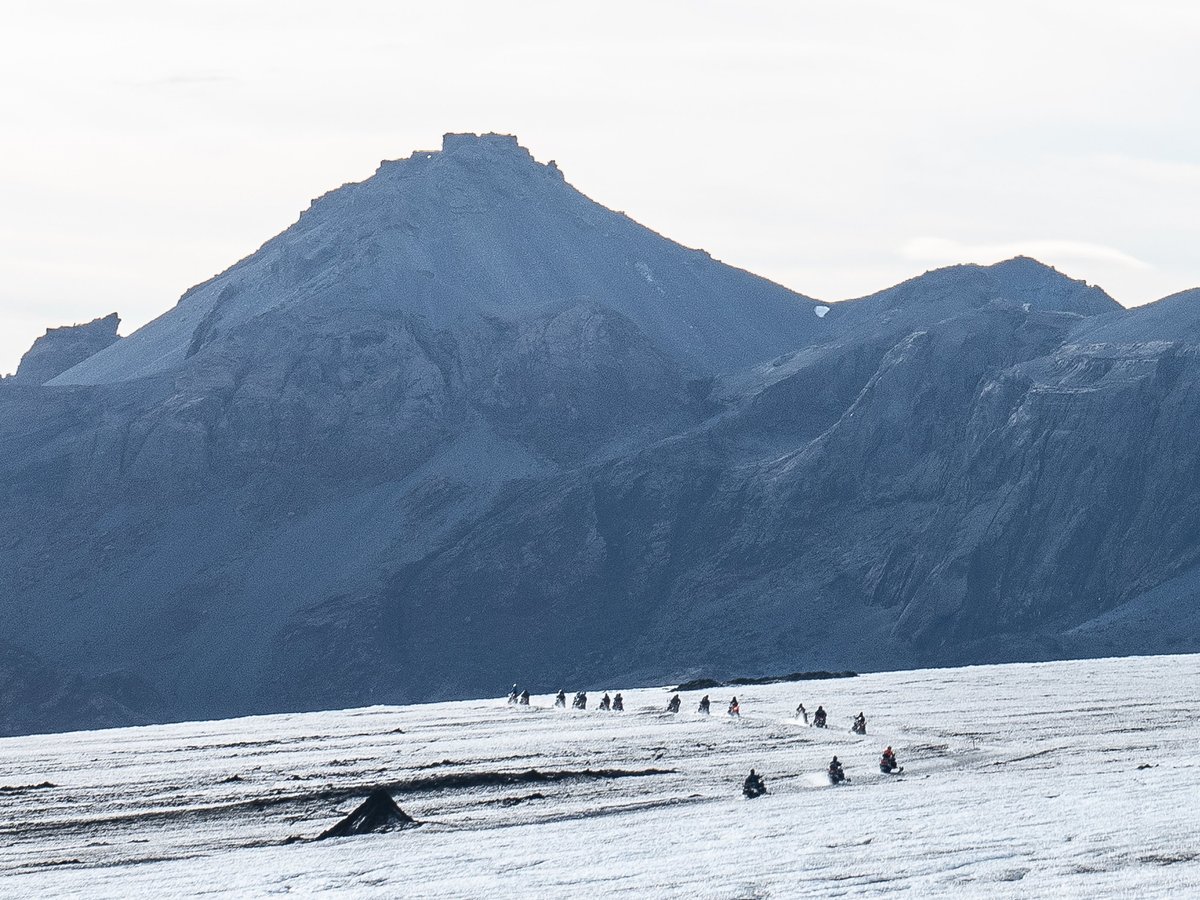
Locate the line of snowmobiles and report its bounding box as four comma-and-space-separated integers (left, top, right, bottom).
513, 688, 878, 742
542, 689, 627, 711
507, 685, 905, 796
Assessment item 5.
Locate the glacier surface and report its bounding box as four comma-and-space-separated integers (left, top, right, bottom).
1, 654, 1197, 897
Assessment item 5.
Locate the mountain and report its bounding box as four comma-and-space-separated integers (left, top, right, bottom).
50, 133, 824, 386
1, 133, 1197, 735
10, 313, 120, 385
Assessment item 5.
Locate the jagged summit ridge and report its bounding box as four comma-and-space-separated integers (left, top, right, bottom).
50, 133, 821, 386
298, 133, 553, 224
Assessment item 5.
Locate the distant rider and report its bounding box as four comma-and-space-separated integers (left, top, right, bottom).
728, 696, 740, 717
880, 746, 899, 774
519, 689, 530, 705
599, 692, 612, 711
813, 706, 827, 728
851, 712, 866, 734
796, 703, 808, 724
667, 694, 681, 713
698, 695, 711, 715
508, 684, 520, 704
555, 689, 567, 708
743, 768, 767, 799
828, 755, 847, 784
613, 693, 624, 711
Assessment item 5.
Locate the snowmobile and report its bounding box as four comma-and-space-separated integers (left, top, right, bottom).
697, 695, 711, 715
879, 747, 903, 775
612, 693, 624, 712
851, 713, 866, 735
554, 690, 567, 708
666, 694, 681, 713
507, 685, 520, 705
795, 703, 808, 725
828, 757, 848, 785
728, 697, 741, 717
599, 693, 612, 711
743, 769, 767, 799
519, 689, 530, 705
572, 691, 587, 710
813, 707, 828, 728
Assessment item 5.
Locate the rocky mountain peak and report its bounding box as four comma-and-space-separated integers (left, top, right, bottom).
12, 312, 120, 385
834, 256, 1120, 325
441, 131, 530, 159
49, 136, 821, 387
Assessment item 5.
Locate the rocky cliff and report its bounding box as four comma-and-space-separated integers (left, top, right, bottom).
11, 313, 120, 385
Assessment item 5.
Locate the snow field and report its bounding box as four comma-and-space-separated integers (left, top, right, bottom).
1, 654, 1198, 897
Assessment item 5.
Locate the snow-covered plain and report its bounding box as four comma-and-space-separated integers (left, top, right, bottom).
1, 654, 1197, 898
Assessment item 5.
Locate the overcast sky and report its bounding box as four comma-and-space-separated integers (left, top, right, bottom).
3, 1, 1199, 374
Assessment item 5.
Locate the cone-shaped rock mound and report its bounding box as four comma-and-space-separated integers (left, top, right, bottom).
317, 788, 418, 839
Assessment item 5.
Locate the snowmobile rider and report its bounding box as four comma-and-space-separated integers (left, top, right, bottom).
880, 746, 899, 773
667, 693, 681, 713
612, 693, 624, 711
743, 768, 767, 799
851, 712, 866, 734
599, 692, 612, 711
813, 706, 828, 728
828, 755, 846, 784
728, 696, 741, 717
698, 695, 711, 714
796, 703, 808, 724
519, 689, 530, 705
508, 684, 520, 704
555, 689, 567, 708
573, 691, 587, 710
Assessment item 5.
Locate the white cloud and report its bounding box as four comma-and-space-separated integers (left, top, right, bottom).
901, 237, 1151, 270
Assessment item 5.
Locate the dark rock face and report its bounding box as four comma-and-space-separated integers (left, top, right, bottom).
0, 642, 159, 737
12, 313, 120, 385
0, 133, 1197, 735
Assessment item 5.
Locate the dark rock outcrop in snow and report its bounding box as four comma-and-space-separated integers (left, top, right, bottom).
317, 789, 417, 839
0, 133, 1198, 736
12, 313, 120, 385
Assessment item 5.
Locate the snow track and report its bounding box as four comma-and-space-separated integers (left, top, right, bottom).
1, 655, 1198, 897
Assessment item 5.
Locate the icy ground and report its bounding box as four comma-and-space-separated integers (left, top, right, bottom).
1, 655, 1198, 898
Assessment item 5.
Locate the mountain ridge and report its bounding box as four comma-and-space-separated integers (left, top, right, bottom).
2, 133, 1198, 736
49, 133, 825, 387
